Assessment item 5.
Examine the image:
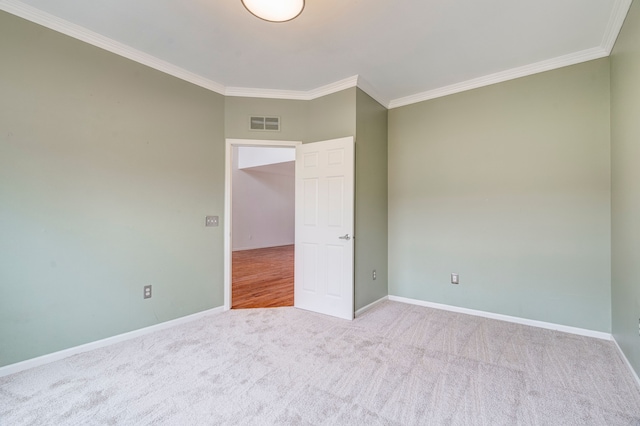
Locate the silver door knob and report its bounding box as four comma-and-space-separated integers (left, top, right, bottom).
338, 234, 351, 240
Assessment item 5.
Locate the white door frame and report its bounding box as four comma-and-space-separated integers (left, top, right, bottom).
224, 139, 302, 310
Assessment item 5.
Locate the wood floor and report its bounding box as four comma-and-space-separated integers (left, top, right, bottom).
232, 244, 294, 309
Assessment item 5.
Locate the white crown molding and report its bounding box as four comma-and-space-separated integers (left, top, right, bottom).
602, 0, 633, 53
2, 0, 380, 108
224, 86, 311, 100
0, 0, 226, 95
1, 0, 631, 111
226, 75, 394, 107
355, 76, 390, 108
389, 295, 613, 340
226, 75, 359, 101
307, 75, 359, 99
387, 0, 631, 109
388, 47, 608, 109
0, 306, 224, 377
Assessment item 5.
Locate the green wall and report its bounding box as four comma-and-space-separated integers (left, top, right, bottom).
388, 59, 612, 331
0, 12, 388, 366
224, 88, 357, 144
307, 88, 357, 143
611, 0, 640, 375
0, 12, 226, 367
225, 96, 307, 141
6, 1, 632, 371
355, 89, 389, 309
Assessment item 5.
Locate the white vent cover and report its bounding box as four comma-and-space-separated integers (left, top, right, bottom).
250, 116, 280, 131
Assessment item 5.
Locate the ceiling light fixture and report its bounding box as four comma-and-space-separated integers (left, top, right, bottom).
241, 0, 305, 22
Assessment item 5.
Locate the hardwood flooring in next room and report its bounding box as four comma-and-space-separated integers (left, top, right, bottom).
232, 245, 294, 309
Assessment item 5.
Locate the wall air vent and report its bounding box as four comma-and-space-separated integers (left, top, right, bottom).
250, 116, 280, 131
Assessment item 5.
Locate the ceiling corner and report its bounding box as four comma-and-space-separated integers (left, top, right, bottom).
356, 77, 391, 109
601, 0, 633, 53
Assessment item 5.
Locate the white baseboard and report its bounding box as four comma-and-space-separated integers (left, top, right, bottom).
388, 295, 612, 341
0, 306, 225, 378
612, 337, 640, 390
355, 296, 389, 317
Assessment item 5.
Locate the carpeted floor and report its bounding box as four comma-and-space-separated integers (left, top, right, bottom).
1, 301, 640, 425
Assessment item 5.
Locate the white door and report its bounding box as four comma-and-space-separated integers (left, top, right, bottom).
294, 136, 354, 320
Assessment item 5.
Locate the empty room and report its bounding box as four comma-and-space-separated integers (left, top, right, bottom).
2, 0, 640, 424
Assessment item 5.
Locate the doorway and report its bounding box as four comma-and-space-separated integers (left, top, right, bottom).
224, 137, 356, 320
224, 140, 301, 310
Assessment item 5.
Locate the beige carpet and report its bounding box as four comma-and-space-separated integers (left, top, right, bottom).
1, 301, 640, 425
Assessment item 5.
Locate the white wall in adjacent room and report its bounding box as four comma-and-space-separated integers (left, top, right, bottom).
232, 146, 295, 251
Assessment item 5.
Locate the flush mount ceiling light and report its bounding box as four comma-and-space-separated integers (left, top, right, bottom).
241, 0, 305, 22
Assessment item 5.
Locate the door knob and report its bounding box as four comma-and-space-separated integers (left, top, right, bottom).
338, 234, 351, 240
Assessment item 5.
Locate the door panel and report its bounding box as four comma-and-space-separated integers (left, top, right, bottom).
294, 136, 354, 320
303, 179, 319, 225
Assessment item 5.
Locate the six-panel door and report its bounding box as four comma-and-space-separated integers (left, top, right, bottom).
294, 137, 354, 320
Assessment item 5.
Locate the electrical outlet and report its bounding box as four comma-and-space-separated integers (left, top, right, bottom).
144, 285, 152, 299
205, 216, 219, 227
451, 273, 459, 285
372, 270, 377, 280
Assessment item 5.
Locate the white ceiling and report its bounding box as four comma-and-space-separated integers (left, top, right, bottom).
0, 0, 631, 108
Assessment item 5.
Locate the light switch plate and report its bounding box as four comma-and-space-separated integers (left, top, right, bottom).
451, 273, 459, 285
205, 216, 219, 227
